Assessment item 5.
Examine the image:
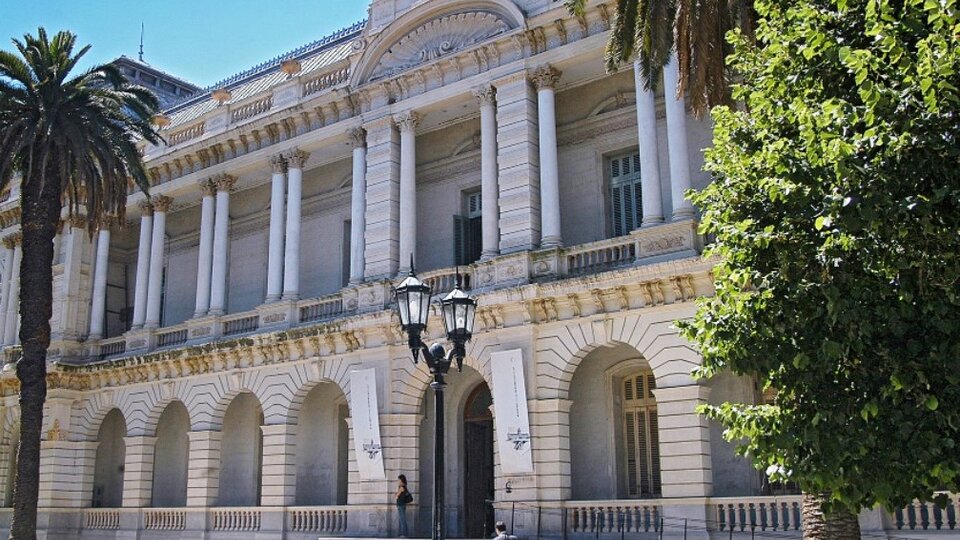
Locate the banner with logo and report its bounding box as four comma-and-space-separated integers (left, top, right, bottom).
350, 368, 386, 480
490, 349, 534, 474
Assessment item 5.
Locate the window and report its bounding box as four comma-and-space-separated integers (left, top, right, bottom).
342, 220, 351, 288
454, 191, 483, 266
622, 371, 661, 498
609, 151, 643, 237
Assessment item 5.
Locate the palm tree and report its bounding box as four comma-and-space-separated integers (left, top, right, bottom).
0, 29, 159, 539
565, 0, 754, 116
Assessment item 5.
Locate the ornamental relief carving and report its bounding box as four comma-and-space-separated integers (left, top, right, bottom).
370, 12, 512, 81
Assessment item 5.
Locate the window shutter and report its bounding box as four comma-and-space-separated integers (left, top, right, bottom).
453, 215, 469, 266
609, 151, 643, 237
624, 411, 638, 496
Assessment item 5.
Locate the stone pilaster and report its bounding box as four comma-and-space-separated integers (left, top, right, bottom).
260, 423, 297, 506
652, 384, 713, 497
38, 440, 99, 508
209, 174, 236, 315
348, 128, 368, 284
475, 85, 500, 260
395, 111, 420, 275
121, 435, 157, 507
186, 430, 221, 507
494, 71, 541, 253
531, 65, 563, 248
363, 116, 401, 279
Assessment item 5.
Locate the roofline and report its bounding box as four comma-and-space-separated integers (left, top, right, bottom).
112, 55, 202, 92
163, 19, 366, 115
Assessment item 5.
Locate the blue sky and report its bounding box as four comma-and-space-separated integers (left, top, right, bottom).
0, 0, 369, 88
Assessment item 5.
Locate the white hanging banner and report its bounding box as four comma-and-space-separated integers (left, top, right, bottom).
350, 368, 386, 480
490, 349, 534, 474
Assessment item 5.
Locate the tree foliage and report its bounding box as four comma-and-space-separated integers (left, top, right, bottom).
0, 29, 159, 539
682, 0, 960, 514
565, 0, 754, 116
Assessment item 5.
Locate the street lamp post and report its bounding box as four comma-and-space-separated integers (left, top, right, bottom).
393, 261, 477, 540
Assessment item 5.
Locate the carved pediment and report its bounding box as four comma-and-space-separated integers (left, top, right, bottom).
369, 11, 512, 81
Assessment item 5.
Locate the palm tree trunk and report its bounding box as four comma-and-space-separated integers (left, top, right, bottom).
9, 173, 61, 540
802, 492, 862, 540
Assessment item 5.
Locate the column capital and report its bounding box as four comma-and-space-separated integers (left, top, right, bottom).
138, 200, 154, 217
97, 214, 118, 231
473, 84, 497, 106
2, 232, 21, 249
150, 195, 173, 213
393, 110, 421, 132
67, 214, 87, 230
348, 127, 367, 149
213, 173, 237, 192
270, 154, 287, 174
198, 179, 217, 197
530, 64, 562, 90
285, 149, 310, 169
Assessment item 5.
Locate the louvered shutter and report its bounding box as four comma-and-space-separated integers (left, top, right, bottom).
622, 371, 662, 498
454, 215, 469, 266
609, 151, 643, 237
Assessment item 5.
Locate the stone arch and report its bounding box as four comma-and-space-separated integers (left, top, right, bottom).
92, 408, 127, 508
218, 391, 264, 506
536, 305, 701, 400
352, 0, 526, 86
187, 369, 278, 431
275, 357, 353, 426
140, 380, 194, 437
294, 381, 350, 506
392, 332, 497, 414
151, 400, 190, 507
74, 389, 137, 442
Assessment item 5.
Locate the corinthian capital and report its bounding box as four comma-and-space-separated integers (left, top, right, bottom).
214, 174, 237, 192
473, 85, 496, 106
270, 154, 287, 174
151, 195, 173, 213
138, 200, 154, 217
393, 111, 421, 132
530, 64, 562, 90
199, 179, 217, 197
285, 149, 310, 169
348, 127, 367, 149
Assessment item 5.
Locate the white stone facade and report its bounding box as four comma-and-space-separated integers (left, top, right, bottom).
0, 0, 955, 538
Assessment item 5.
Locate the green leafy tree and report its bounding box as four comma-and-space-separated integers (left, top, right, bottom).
565, 0, 754, 115
682, 0, 960, 538
0, 29, 159, 539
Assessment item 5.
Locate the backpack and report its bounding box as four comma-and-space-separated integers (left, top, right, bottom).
401, 490, 413, 504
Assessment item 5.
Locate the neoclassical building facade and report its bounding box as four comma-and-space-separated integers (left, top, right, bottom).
0, 0, 955, 538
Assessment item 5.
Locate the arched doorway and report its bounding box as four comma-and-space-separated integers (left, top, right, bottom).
295, 382, 349, 505
569, 344, 661, 499
151, 401, 189, 507
92, 409, 127, 507
463, 384, 494, 538
218, 392, 264, 506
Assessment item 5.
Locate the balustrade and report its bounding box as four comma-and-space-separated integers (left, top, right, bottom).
223, 314, 259, 336
896, 493, 960, 531
567, 502, 661, 534
98, 337, 126, 358
143, 509, 186, 530
288, 506, 348, 533
211, 508, 261, 531
84, 509, 120, 530
715, 496, 802, 532
421, 267, 473, 296
299, 294, 345, 323
231, 96, 273, 123
156, 327, 188, 348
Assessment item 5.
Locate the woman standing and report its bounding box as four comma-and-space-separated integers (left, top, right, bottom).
395, 474, 412, 537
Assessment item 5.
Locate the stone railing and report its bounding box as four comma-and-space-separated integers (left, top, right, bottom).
421, 266, 473, 296
223, 314, 259, 337
563, 236, 637, 276
714, 495, 803, 533
143, 508, 186, 530
98, 336, 126, 359
303, 66, 350, 96
156, 326, 188, 348
299, 294, 345, 324
565, 500, 662, 534
231, 96, 273, 123
287, 506, 348, 533
84, 508, 120, 530
210, 508, 261, 531
895, 492, 960, 531
166, 123, 204, 146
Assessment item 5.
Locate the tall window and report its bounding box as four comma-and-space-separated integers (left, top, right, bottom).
454, 191, 483, 266
622, 371, 661, 498
609, 151, 643, 237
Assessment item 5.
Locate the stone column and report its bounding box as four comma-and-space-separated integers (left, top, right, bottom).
260, 423, 297, 506
475, 85, 500, 260
349, 128, 367, 285
531, 65, 563, 248
663, 53, 695, 220
362, 117, 401, 279
121, 435, 156, 507
0, 237, 16, 345
193, 180, 217, 317
3, 234, 21, 346
186, 430, 222, 507
395, 111, 420, 275
88, 216, 114, 340
266, 155, 287, 302
131, 201, 153, 330
209, 174, 236, 316
634, 61, 664, 225
59, 216, 90, 340
652, 384, 713, 497
145, 195, 172, 328
38, 440, 99, 508
283, 150, 309, 300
